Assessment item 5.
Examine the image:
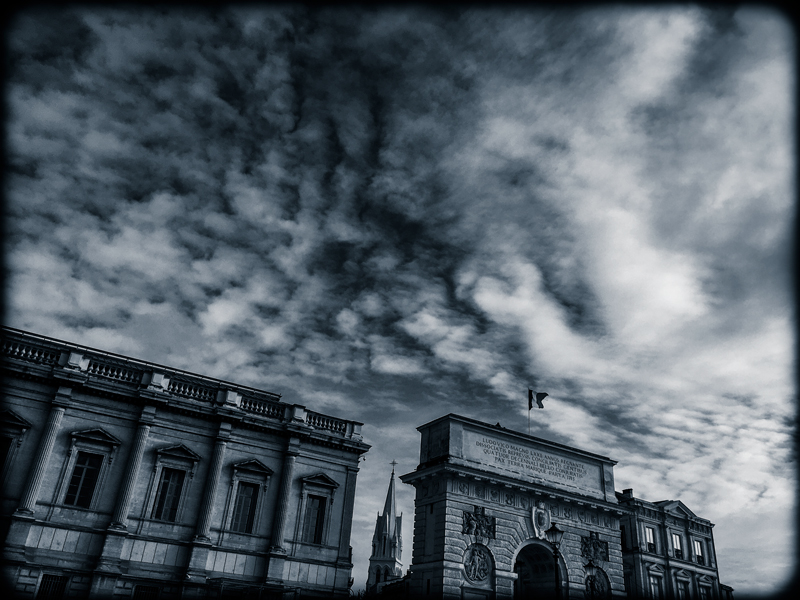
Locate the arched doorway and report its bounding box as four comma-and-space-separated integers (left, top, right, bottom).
513, 542, 568, 599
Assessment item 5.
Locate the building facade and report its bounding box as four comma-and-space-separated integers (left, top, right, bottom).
616, 489, 730, 600
366, 466, 403, 595
399, 414, 626, 600
1, 327, 369, 599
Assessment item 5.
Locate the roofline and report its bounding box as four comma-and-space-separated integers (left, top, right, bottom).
1, 325, 282, 401
417, 412, 617, 465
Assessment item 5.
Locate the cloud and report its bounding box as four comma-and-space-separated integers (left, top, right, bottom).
4, 6, 794, 595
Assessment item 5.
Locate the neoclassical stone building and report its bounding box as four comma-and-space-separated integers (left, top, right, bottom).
399, 414, 625, 599
616, 490, 731, 600
1, 327, 369, 599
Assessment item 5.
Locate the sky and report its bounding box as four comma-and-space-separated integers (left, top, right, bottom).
3, 5, 795, 596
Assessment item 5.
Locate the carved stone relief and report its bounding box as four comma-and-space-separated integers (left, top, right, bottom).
463, 544, 492, 583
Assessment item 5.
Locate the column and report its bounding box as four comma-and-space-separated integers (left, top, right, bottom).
337, 466, 359, 564
193, 422, 231, 542
15, 387, 71, 516
269, 448, 298, 553
109, 406, 156, 530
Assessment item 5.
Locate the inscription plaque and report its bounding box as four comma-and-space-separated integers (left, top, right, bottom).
462, 429, 604, 498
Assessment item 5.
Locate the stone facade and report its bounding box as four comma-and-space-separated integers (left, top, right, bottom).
617, 489, 729, 600
399, 414, 626, 599
1, 327, 369, 598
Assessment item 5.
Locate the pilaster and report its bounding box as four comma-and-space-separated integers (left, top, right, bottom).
266, 437, 300, 583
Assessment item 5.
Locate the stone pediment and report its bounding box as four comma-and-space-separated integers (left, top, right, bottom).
301, 473, 339, 489
645, 563, 666, 574
698, 575, 714, 584
71, 428, 122, 447
0, 408, 33, 432
658, 500, 697, 519
156, 444, 201, 462
233, 459, 273, 476
675, 569, 692, 579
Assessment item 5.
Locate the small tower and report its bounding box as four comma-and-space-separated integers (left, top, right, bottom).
367, 462, 403, 594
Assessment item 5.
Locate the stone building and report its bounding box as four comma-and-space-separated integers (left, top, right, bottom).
0, 327, 369, 599
616, 489, 730, 600
399, 414, 626, 599
366, 466, 403, 595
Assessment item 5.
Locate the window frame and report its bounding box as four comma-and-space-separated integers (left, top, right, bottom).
693, 538, 705, 565
0, 408, 32, 485
645, 525, 656, 553
222, 459, 272, 536
294, 472, 339, 547
646, 564, 666, 600
52, 429, 121, 512
672, 532, 683, 560
35, 573, 69, 600
675, 570, 692, 600
142, 444, 200, 524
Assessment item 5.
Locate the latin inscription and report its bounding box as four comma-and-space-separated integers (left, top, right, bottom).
461, 429, 604, 498
475, 437, 587, 482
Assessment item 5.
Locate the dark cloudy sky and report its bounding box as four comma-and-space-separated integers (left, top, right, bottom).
4, 6, 794, 595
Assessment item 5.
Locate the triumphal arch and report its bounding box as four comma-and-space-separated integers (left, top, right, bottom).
399, 414, 626, 599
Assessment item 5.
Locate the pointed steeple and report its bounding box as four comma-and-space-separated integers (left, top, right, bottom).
367, 461, 403, 593
382, 461, 398, 538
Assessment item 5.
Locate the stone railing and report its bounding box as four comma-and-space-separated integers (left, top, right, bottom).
306, 411, 349, 435
240, 396, 284, 419
2, 327, 363, 441
86, 360, 143, 385
1, 339, 60, 365
167, 378, 217, 403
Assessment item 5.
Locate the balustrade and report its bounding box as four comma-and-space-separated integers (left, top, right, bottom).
240, 396, 284, 418
306, 411, 348, 434
86, 361, 142, 384
2, 341, 59, 364
167, 379, 215, 402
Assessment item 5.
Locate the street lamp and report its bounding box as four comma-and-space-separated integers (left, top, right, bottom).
584, 560, 598, 599
544, 523, 564, 600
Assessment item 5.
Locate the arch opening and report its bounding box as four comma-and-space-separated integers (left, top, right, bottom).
513, 542, 568, 600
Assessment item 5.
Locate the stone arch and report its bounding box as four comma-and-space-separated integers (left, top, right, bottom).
512, 539, 569, 599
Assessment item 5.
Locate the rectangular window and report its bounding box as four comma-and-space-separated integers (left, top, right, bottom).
699, 587, 710, 600
133, 585, 160, 600
230, 481, 259, 533
302, 494, 326, 544
152, 467, 185, 521
621, 525, 628, 550
694, 539, 705, 564
677, 580, 689, 600
646, 526, 656, 553
64, 451, 103, 508
649, 575, 663, 600
673, 533, 683, 559
36, 574, 68, 600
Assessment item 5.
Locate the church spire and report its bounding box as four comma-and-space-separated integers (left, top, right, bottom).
382, 461, 398, 537
367, 461, 403, 593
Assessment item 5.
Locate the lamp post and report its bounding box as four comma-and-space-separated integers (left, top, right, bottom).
585, 559, 598, 599
545, 523, 565, 600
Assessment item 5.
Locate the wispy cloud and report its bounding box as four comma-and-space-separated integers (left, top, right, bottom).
5, 6, 794, 595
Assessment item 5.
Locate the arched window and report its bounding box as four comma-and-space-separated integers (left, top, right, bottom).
375, 569, 381, 583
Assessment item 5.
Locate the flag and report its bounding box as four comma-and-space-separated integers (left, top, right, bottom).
528, 389, 548, 409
